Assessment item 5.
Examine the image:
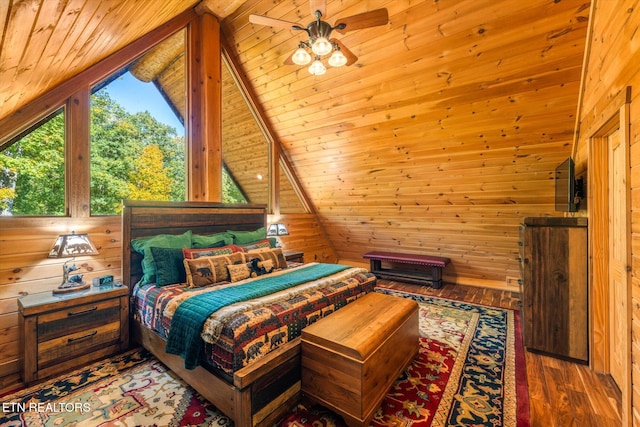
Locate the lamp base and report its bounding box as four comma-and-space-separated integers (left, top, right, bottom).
52, 282, 90, 295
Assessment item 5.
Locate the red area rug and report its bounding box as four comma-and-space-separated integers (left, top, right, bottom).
0, 289, 529, 426
282, 289, 530, 427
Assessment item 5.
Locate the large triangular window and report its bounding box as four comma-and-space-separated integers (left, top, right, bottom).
89, 30, 187, 215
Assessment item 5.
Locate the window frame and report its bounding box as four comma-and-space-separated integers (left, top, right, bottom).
0, 11, 196, 220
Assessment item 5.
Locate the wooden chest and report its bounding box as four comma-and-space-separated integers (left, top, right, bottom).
301, 292, 419, 427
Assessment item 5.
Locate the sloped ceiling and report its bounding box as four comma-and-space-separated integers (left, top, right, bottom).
0, 0, 200, 119
0, 0, 590, 287
222, 0, 590, 286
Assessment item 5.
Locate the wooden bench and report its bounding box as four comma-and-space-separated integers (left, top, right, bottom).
363, 251, 451, 289
301, 292, 419, 427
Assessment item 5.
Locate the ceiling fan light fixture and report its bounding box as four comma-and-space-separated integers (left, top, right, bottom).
328, 49, 347, 67
308, 58, 326, 75
292, 47, 312, 65
311, 36, 332, 56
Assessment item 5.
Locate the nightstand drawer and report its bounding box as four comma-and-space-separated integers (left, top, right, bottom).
37, 299, 120, 342
38, 321, 121, 368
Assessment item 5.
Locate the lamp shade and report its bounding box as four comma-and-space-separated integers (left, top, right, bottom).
292, 47, 312, 65
48, 232, 99, 258
328, 50, 347, 67
311, 36, 333, 56
308, 59, 326, 75
267, 223, 290, 236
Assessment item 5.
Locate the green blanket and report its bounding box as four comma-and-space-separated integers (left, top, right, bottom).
165, 263, 350, 369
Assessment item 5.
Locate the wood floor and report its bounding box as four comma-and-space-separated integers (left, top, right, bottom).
377, 279, 622, 427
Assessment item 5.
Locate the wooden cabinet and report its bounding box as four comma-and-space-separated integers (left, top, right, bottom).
19, 284, 129, 385
519, 217, 588, 363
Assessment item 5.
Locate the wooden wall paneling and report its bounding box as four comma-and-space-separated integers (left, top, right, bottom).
574, 0, 640, 422
221, 0, 587, 290
221, 37, 336, 255
275, 213, 338, 264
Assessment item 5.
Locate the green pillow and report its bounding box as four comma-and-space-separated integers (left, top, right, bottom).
192, 232, 233, 249
228, 227, 266, 245
150, 247, 186, 286
131, 230, 192, 285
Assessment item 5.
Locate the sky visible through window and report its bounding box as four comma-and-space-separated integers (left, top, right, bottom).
105, 72, 184, 131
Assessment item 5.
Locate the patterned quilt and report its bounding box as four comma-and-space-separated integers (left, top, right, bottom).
132, 263, 376, 376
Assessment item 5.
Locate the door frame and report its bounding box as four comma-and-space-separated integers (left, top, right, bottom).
587, 98, 631, 425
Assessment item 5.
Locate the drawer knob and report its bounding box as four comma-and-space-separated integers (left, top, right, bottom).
68, 306, 98, 317
68, 330, 97, 343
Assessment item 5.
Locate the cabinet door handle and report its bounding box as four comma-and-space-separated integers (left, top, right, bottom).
67, 331, 97, 343
68, 306, 97, 317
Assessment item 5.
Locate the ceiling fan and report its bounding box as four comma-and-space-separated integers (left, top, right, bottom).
249, 0, 389, 75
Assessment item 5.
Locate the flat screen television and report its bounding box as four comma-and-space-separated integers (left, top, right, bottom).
555, 157, 579, 212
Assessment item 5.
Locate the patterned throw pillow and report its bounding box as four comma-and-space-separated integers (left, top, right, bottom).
247, 258, 274, 277
184, 252, 245, 288
228, 258, 275, 282
244, 248, 288, 270
182, 245, 241, 259
227, 263, 251, 282
240, 239, 272, 252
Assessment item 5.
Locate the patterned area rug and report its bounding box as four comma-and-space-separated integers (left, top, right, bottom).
0, 349, 229, 427
0, 289, 529, 426
284, 289, 530, 426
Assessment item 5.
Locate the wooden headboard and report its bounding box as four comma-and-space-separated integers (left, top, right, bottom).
122, 200, 267, 292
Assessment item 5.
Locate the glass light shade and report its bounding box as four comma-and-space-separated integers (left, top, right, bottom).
311, 37, 333, 56
292, 47, 311, 65
308, 59, 326, 75
328, 50, 347, 67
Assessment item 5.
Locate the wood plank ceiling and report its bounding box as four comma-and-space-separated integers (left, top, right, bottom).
222, 0, 590, 287
0, 0, 590, 289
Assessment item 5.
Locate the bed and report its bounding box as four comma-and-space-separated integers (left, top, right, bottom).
122, 200, 376, 427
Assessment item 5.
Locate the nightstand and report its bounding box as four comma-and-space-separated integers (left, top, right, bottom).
283, 249, 304, 264
19, 284, 129, 385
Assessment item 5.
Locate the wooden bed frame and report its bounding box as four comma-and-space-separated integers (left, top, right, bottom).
122, 200, 302, 427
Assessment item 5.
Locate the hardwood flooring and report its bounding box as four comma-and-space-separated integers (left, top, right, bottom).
377, 279, 622, 427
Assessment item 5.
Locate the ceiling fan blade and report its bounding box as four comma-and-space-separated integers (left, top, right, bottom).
309, 0, 326, 17
249, 14, 300, 30
284, 51, 296, 65
331, 38, 358, 66
334, 8, 389, 34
